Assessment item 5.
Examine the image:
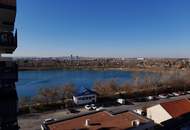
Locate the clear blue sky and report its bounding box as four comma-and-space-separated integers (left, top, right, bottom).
14, 0, 190, 58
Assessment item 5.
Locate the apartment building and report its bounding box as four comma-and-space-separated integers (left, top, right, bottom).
0, 0, 18, 129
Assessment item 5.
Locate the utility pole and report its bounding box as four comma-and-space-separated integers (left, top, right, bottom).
0, 0, 19, 130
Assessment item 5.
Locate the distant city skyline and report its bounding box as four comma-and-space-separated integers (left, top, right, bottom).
12, 0, 190, 58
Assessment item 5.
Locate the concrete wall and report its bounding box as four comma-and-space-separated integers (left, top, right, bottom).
147, 104, 172, 124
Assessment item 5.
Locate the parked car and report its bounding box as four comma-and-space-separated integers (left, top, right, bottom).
186, 91, 190, 94
172, 92, 180, 96
68, 108, 80, 113
96, 107, 104, 111
179, 91, 185, 95
85, 104, 97, 110
91, 104, 97, 110
85, 105, 92, 110
133, 109, 147, 116
134, 97, 147, 102
146, 96, 154, 101
158, 94, 168, 99
117, 98, 126, 104
167, 93, 174, 97
43, 118, 56, 124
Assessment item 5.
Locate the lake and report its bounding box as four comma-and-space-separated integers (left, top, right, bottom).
16, 70, 147, 97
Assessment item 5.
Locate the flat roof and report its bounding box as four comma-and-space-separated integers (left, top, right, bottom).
47, 111, 151, 130
161, 99, 190, 118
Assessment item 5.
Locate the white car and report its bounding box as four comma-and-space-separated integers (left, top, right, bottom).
85, 105, 92, 110
172, 92, 180, 96
85, 104, 97, 110
146, 96, 154, 101
91, 104, 97, 110
179, 92, 185, 95
167, 93, 174, 97
43, 118, 56, 124
96, 107, 104, 111
186, 91, 190, 94
158, 94, 168, 99
117, 98, 126, 104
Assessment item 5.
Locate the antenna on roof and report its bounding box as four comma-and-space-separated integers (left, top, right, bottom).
131, 120, 140, 127
85, 119, 90, 127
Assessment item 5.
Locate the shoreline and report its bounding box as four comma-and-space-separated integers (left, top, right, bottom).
18, 67, 182, 73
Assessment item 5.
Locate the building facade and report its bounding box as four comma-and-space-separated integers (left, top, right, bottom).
0, 0, 18, 130
147, 99, 190, 124
73, 88, 97, 105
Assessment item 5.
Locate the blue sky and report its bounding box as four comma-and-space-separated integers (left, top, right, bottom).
13, 0, 190, 58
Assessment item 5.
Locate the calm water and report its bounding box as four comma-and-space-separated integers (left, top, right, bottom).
16, 70, 146, 97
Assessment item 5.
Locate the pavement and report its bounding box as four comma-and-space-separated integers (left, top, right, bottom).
18, 94, 190, 130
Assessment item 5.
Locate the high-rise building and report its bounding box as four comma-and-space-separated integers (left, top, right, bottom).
0, 0, 19, 130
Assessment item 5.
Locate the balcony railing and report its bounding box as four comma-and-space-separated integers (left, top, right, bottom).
0, 0, 16, 8
0, 30, 17, 54
0, 61, 18, 82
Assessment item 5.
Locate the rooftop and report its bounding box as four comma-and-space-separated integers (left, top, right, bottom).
47, 111, 152, 130
160, 99, 190, 118
75, 88, 97, 97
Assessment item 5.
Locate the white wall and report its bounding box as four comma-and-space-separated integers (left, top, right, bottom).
147, 104, 172, 124
73, 94, 96, 105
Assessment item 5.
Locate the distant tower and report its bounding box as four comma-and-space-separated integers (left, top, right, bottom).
76, 56, 79, 60
70, 54, 73, 60
0, 0, 19, 130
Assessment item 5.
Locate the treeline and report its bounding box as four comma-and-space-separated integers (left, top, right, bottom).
16, 58, 190, 71
19, 83, 77, 114
94, 70, 190, 98
19, 70, 190, 114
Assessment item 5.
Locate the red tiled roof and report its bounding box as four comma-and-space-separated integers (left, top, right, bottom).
161, 99, 190, 118
48, 111, 150, 130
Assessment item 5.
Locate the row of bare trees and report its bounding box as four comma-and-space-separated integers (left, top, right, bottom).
93, 70, 190, 98
19, 83, 77, 109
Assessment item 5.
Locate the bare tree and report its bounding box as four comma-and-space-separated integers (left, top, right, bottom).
132, 72, 141, 87
121, 82, 133, 94
62, 83, 77, 99
19, 96, 31, 108
93, 79, 119, 97
36, 87, 60, 104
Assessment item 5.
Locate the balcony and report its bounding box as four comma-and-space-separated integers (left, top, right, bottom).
0, 0, 16, 7
0, 30, 17, 54
0, 0, 16, 32
0, 61, 18, 82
